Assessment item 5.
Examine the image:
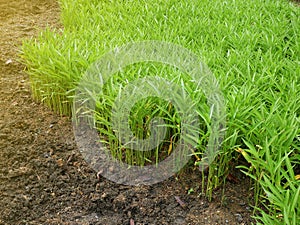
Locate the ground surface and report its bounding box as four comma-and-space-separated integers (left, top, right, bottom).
0, 1, 258, 224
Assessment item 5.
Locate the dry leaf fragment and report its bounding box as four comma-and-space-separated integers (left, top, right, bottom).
5, 59, 12, 65
175, 196, 187, 209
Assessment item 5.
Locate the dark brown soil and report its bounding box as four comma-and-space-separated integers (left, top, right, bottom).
0, 0, 256, 224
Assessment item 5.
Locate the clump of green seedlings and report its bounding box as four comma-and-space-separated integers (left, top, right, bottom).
93, 62, 208, 167
21, 0, 300, 223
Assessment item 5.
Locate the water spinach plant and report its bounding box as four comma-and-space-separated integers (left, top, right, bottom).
21, 0, 300, 223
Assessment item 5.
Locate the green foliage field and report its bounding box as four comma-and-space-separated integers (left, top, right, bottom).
21, 0, 300, 224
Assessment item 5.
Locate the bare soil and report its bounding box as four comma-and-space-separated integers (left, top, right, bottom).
0, 0, 256, 224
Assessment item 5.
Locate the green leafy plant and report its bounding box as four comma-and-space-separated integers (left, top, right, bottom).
21, 0, 300, 223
